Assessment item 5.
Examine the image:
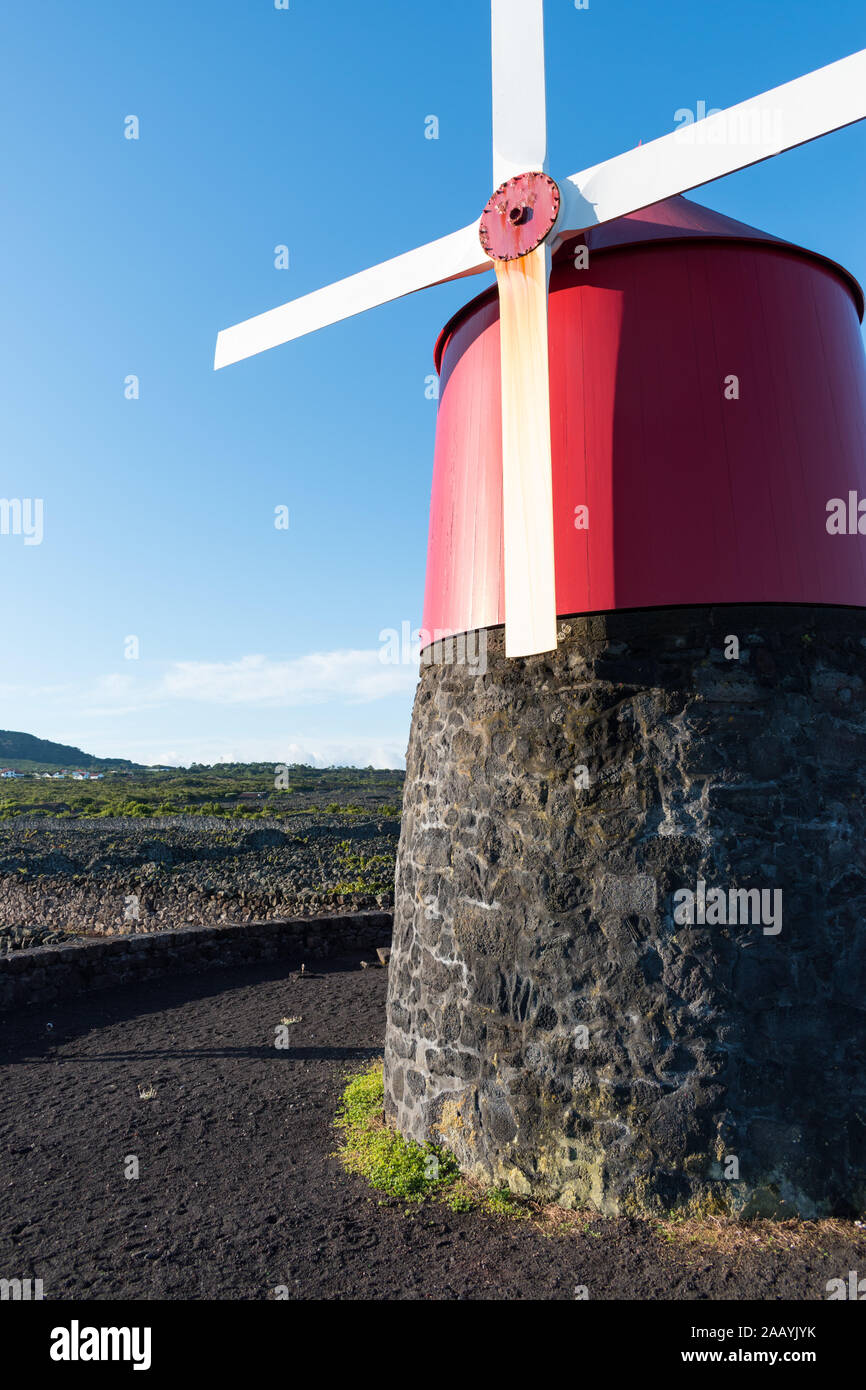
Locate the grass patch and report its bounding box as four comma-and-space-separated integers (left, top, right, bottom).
334, 1063, 536, 1217
334, 1062, 459, 1202
484, 1185, 531, 1218
651, 1214, 863, 1259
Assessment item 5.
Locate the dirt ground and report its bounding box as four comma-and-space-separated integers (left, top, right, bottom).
0, 954, 862, 1301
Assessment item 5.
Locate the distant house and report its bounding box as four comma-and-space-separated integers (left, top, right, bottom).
0, 768, 22, 779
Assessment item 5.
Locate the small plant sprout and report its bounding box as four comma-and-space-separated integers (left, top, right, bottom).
137, 1083, 157, 1101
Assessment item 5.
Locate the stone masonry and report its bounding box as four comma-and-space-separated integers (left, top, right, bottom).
384, 606, 866, 1218
0, 912, 393, 1013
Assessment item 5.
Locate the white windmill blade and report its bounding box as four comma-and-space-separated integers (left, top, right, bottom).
491, 0, 548, 187
214, 221, 491, 370
557, 47, 866, 234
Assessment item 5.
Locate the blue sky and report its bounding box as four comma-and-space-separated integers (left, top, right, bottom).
1, 0, 864, 768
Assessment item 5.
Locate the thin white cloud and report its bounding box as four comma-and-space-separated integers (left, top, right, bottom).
159, 649, 417, 706
2, 648, 419, 716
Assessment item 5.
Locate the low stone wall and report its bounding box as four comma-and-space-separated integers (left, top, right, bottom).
0, 911, 393, 1013
0, 874, 389, 936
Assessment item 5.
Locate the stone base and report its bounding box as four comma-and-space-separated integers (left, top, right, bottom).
384, 607, 866, 1218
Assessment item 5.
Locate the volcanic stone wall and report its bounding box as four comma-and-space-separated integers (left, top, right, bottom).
0, 912, 392, 1013
0, 817, 398, 934
384, 606, 866, 1219
0, 876, 388, 938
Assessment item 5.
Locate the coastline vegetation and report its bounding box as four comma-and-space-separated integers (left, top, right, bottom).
0, 764, 404, 822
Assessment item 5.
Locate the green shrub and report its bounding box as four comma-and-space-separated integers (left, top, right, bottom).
484, 1185, 530, 1218
334, 1064, 533, 1221
334, 1063, 459, 1202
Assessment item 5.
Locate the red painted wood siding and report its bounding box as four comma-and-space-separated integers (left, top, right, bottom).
422, 223, 866, 639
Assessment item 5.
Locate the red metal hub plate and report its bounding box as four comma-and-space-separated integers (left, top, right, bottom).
479, 171, 561, 261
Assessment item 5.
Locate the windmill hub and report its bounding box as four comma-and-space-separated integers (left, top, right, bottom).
479, 170, 561, 261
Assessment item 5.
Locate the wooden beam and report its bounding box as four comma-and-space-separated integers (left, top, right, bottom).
494, 244, 558, 658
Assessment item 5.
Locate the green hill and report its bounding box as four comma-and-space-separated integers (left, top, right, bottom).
0, 730, 140, 770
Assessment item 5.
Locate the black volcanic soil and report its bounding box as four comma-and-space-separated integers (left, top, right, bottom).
0, 956, 862, 1301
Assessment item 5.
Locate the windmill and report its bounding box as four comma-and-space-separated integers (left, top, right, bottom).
215, 2, 866, 659
214, 5, 866, 1217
